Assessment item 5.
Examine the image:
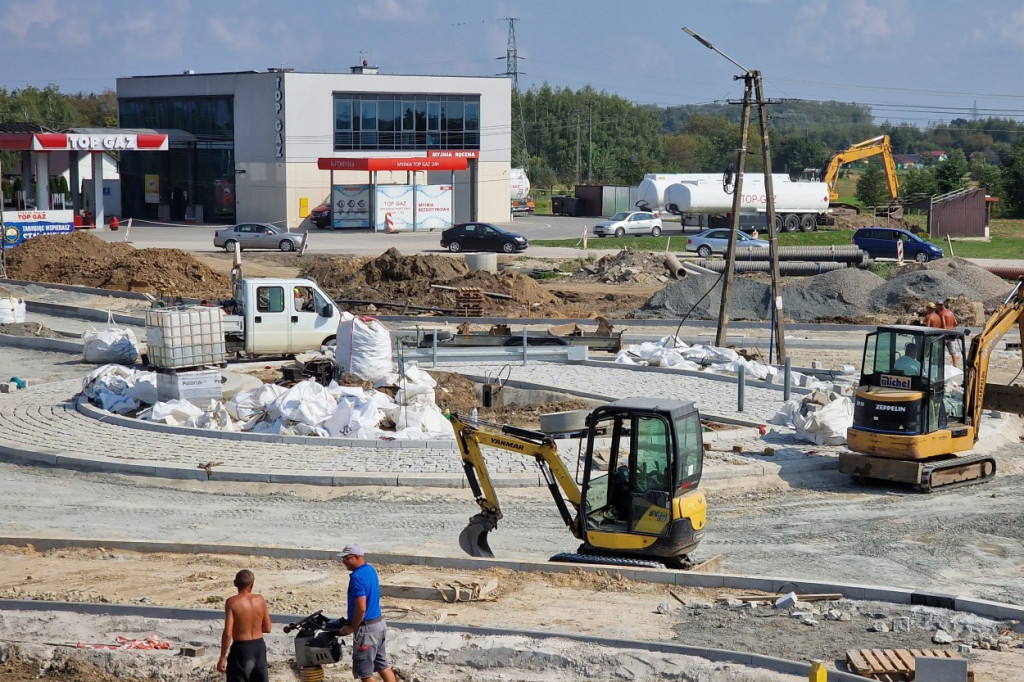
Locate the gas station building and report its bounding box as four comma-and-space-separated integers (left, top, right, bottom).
115, 66, 513, 229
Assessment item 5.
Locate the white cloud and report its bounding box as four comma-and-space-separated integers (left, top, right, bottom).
2, 0, 61, 40
208, 15, 266, 52
354, 0, 432, 22
992, 8, 1024, 51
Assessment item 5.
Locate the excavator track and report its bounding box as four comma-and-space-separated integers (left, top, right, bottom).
549, 551, 665, 570
916, 453, 997, 492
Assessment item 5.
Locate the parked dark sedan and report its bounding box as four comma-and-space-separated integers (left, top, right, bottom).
440, 222, 528, 253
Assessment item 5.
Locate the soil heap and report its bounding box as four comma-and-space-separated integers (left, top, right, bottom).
301, 248, 557, 315
4, 232, 231, 299
568, 248, 672, 286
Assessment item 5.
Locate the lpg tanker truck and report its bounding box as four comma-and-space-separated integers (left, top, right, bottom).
635, 173, 831, 232
510, 167, 534, 213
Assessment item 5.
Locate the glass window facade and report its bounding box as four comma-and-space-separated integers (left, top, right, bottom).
118, 96, 236, 224
333, 93, 480, 151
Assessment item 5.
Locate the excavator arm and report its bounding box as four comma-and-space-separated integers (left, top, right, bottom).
452, 413, 583, 558
822, 135, 900, 201
963, 279, 1024, 437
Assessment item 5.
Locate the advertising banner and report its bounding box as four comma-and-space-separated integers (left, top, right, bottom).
332, 185, 371, 229
374, 185, 415, 232
145, 174, 160, 204
2, 210, 75, 247
415, 185, 454, 230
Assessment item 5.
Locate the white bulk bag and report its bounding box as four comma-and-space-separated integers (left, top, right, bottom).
83, 313, 140, 365
336, 313, 393, 382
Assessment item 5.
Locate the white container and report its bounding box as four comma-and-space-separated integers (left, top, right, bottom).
0, 297, 27, 324
156, 369, 223, 404
146, 305, 226, 369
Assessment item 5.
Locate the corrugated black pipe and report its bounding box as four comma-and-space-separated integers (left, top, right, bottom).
695, 260, 849, 275
730, 245, 867, 262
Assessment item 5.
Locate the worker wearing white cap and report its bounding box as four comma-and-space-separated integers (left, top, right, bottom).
337, 543, 396, 682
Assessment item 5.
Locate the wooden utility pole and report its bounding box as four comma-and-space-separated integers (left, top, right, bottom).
754, 72, 786, 361
685, 27, 786, 358
715, 74, 753, 348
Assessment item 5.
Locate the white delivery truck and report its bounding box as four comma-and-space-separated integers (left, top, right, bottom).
222, 277, 340, 356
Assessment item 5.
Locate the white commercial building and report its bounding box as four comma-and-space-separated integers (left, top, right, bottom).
115, 66, 513, 229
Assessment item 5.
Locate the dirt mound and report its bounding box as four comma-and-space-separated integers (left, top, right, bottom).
569, 249, 671, 286
0, 323, 61, 338
302, 249, 555, 315
4, 232, 231, 298
832, 213, 915, 231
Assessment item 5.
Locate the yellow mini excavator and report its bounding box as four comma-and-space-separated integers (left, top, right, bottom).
453, 397, 707, 569
841, 280, 1024, 491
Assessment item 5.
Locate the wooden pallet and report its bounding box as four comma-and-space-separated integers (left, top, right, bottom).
846, 648, 973, 681
455, 287, 484, 317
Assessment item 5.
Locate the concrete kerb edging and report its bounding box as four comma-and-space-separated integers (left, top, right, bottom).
0, 333, 82, 353
0, 598, 865, 681
25, 300, 147, 326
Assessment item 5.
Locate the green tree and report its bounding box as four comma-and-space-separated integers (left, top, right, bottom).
970, 159, 1003, 197
1002, 137, 1024, 216
772, 136, 828, 176
856, 164, 889, 206
901, 167, 938, 198
933, 149, 970, 193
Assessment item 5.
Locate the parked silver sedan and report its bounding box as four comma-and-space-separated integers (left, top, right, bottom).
593, 211, 663, 237
214, 223, 303, 252
685, 228, 769, 257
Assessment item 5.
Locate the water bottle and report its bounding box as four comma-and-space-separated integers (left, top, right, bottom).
471, 407, 478, 425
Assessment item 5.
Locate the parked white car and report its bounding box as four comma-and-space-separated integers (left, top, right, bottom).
593, 211, 663, 237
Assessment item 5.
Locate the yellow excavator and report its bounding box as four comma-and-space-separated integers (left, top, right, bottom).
816, 135, 900, 211
841, 280, 1024, 491
453, 397, 707, 569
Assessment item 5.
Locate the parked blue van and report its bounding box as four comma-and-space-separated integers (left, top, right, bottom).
852, 227, 944, 263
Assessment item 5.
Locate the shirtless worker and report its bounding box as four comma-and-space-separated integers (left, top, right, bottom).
218, 569, 272, 682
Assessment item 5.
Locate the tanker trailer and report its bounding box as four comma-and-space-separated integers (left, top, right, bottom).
637, 173, 831, 232
510, 167, 534, 213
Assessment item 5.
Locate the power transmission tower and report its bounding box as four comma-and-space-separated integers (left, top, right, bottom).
497, 17, 529, 169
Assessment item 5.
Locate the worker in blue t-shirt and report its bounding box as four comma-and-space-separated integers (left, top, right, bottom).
338, 543, 396, 682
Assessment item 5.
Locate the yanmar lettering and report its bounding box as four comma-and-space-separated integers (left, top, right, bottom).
491, 438, 526, 451
875, 404, 907, 413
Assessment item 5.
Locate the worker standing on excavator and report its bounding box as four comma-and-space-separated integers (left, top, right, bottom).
937, 300, 959, 367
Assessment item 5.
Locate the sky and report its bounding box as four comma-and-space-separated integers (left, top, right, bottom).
2, 0, 1023, 128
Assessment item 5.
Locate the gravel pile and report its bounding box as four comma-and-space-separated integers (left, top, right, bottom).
870, 270, 984, 312
895, 257, 1012, 306
635, 273, 770, 320
783, 269, 886, 311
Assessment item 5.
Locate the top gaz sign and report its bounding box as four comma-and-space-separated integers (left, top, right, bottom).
67, 134, 143, 151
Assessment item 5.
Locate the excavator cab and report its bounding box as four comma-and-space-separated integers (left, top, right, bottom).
579, 399, 706, 564
851, 326, 961, 438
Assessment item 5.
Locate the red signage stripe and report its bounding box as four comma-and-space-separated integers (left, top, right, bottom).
136, 134, 168, 149
318, 157, 468, 171
34, 133, 68, 150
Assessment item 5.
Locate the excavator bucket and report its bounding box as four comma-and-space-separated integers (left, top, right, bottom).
458, 515, 497, 558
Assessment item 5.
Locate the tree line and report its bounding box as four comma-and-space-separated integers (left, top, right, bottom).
2, 84, 1023, 216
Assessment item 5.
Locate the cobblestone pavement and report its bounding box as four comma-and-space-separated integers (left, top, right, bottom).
0, 361, 842, 485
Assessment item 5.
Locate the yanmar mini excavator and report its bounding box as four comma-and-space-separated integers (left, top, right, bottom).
841, 280, 1024, 491
453, 397, 708, 569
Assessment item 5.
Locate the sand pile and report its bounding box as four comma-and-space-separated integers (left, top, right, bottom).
4, 232, 231, 298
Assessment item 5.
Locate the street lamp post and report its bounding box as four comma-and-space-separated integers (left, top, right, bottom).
682, 27, 787, 362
